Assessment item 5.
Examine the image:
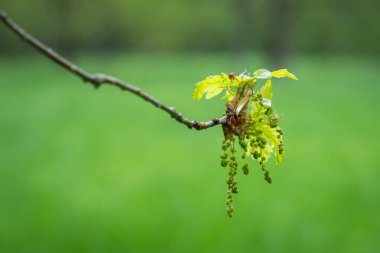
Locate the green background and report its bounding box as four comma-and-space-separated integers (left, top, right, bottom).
1, 54, 379, 252
1, 1, 380, 253
1, 0, 379, 56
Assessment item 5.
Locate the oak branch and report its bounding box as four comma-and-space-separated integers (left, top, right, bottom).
0, 10, 227, 130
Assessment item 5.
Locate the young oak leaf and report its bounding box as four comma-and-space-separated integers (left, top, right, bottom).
221, 86, 236, 101
192, 75, 225, 100
260, 80, 273, 100
271, 69, 299, 80
192, 72, 257, 101
253, 69, 272, 79
253, 69, 298, 81
192, 73, 240, 100
260, 124, 285, 165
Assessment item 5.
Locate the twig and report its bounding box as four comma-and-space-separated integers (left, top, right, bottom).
0, 10, 227, 130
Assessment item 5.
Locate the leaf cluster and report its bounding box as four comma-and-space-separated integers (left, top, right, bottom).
193, 68, 298, 216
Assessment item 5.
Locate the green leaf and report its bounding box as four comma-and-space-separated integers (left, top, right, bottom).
253, 69, 272, 79
271, 69, 299, 80
260, 80, 273, 100
192, 75, 226, 100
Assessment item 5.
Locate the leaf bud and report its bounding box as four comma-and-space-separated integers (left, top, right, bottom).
227, 205, 234, 217
242, 163, 249, 175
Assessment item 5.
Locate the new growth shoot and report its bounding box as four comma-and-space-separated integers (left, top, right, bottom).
193, 69, 298, 217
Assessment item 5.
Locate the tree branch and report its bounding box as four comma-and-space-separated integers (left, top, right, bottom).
0, 10, 227, 130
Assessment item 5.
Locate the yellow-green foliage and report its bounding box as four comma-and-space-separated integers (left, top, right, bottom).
193, 68, 298, 217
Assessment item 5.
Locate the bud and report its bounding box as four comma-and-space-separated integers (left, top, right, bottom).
242, 163, 249, 175
253, 152, 260, 159
227, 205, 234, 217
228, 72, 235, 79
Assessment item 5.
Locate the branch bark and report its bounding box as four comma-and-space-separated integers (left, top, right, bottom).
0, 10, 227, 130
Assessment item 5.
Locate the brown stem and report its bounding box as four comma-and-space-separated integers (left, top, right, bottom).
0, 10, 227, 130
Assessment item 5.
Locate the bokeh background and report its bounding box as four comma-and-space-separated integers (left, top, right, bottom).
1, 0, 379, 252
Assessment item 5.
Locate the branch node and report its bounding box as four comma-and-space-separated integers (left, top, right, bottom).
193, 121, 202, 130
173, 112, 182, 120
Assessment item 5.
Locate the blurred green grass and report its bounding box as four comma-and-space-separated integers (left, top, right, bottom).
0, 53, 379, 253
